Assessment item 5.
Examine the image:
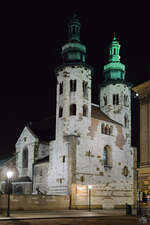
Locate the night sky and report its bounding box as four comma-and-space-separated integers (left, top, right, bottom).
0, 1, 149, 158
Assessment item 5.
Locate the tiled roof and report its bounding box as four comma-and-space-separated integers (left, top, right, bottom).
91, 104, 122, 126
27, 106, 121, 143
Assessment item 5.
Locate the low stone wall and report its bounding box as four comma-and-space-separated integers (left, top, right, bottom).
0, 194, 69, 211
71, 184, 134, 209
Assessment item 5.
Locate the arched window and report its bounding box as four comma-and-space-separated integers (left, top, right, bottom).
104, 147, 108, 166
59, 82, 63, 95
83, 105, 88, 117
113, 94, 119, 105
83, 81, 88, 98
59, 107, 63, 117
103, 96, 107, 106
70, 80, 76, 92
109, 125, 113, 136
104, 145, 112, 168
124, 114, 129, 128
101, 123, 105, 134
105, 124, 109, 135
22, 147, 28, 168
70, 104, 76, 116
124, 95, 129, 107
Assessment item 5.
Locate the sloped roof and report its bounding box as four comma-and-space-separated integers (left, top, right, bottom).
28, 116, 56, 142
0, 157, 12, 166
27, 105, 121, 143
0, 156, 16, 167
91, 104, 122, 126
13, 176, 32, 182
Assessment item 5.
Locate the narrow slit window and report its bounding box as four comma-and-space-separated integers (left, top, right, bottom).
22, 148, 28, 168
59, 82, 63, 95
83, 81, 88, 97
116, 94, 119, 105
124, 95, 129, 107
103, 96, 107, 105
109, 126, 113, 135
63, 156, 65, 163
59, 107, 63, 117
113, 94, 119, 105
83, 105, 88, 117
101, 123, 105, 134
124, 114, 129, 128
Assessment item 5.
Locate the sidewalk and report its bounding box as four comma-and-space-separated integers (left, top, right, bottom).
0, 209, 137, 221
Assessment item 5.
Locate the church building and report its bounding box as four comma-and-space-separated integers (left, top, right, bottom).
14, 15, 136, 209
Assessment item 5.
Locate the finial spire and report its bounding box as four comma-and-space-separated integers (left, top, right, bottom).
61, 14, 86, 64
113, 32, 116, 40
109, 33, 120, 62
104, 34, 125, 82
68, 13, 81, 42
73, 12, 78, 19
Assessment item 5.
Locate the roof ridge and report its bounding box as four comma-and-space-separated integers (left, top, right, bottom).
91, 105, 122, 126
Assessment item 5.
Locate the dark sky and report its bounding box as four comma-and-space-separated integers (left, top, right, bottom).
0, 1, 149, 158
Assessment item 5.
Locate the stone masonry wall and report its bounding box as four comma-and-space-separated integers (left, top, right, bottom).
74, 117, 134, 208
15, 127, 38, 179
100, 84, 131, 146
0, 194, 69, 211
33, 162, 49, 194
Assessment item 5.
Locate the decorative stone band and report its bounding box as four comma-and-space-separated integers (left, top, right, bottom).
104, 62, 125, 72
62, 42, 86, 54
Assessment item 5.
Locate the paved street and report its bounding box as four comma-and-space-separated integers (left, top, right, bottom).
0, 216, 149, 225
0, 210, 149, 225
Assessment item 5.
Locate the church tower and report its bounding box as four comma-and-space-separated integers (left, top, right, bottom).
55, 14, 92, 139
99, 35, 132, 144
49, 15, 93, 195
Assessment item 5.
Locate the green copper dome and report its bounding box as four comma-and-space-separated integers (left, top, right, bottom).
61, 14, 86, 64
103, 34, 125, 82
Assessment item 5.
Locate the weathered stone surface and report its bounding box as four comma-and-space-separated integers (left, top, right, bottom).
13, 54, 135, 209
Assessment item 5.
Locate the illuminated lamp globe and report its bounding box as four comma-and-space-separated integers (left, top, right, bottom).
88, 185, 92, 190
6, 171, 13, 179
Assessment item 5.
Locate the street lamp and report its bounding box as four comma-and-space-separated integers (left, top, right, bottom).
88, 185, 92, 211
6, 170, 13, 217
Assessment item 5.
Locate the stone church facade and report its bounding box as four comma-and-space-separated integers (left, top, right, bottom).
14, 15, 136, 208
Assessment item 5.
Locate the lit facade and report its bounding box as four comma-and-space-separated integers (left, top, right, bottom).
15, 15, 136, 209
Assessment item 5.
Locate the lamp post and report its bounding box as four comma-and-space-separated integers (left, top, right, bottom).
88, 185, 92, 211
6, 171, 13, 217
